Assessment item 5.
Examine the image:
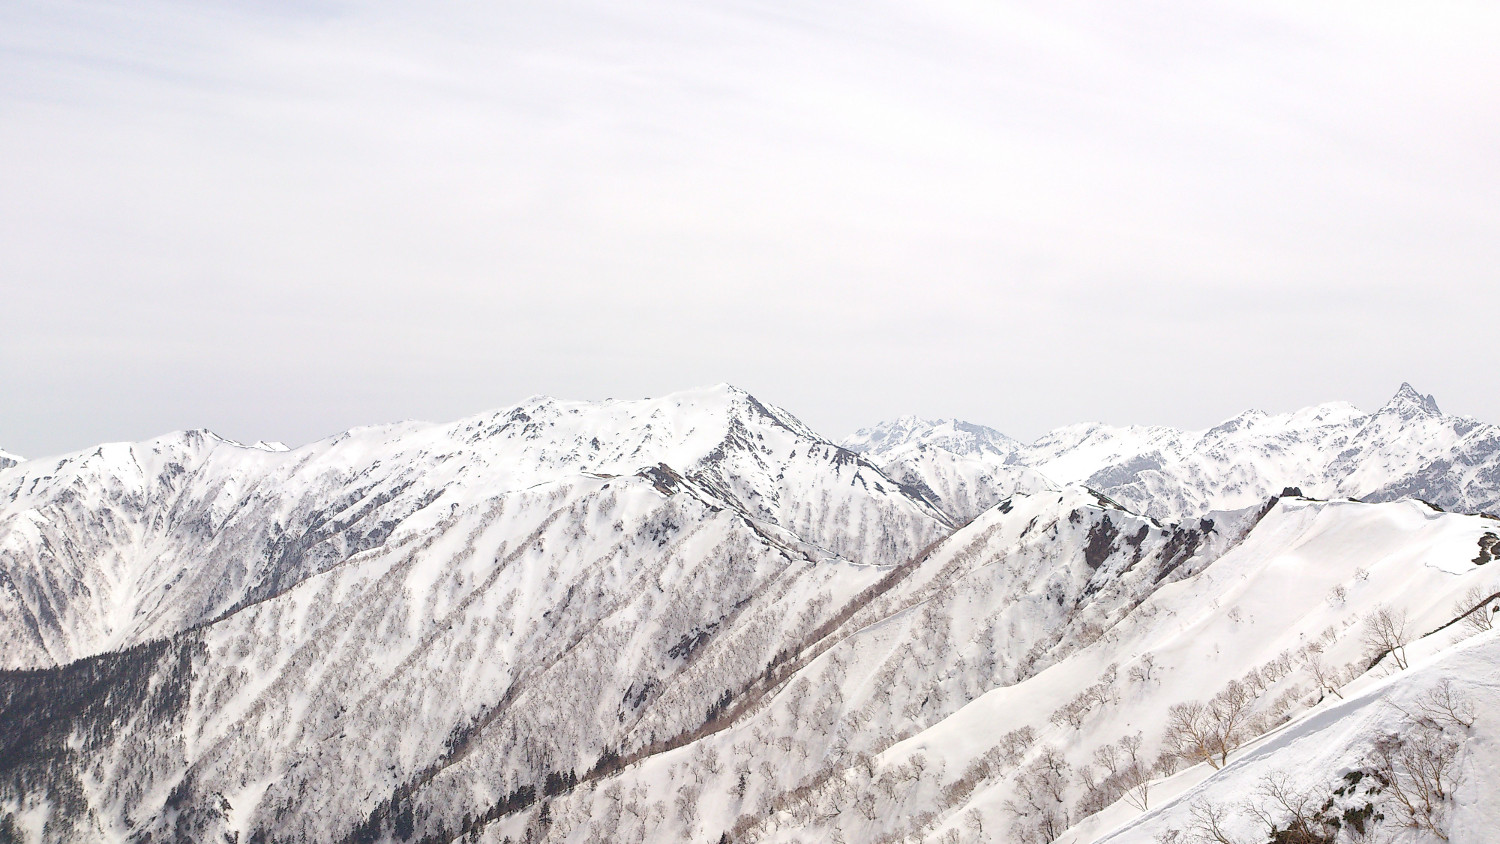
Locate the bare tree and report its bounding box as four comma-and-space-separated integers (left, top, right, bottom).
1119, 764, 1152, 812
674, 785, 700, 833
907, 752, 929, 782
1363, 606, 1410, 670
1210, 680, 1254, 752
1242, 773, 1335, 844
853, 791, 878, 821
1128, 652, 1159, 685
1092, 742, 1123, 778
1455, 584, 1496, 635
963, 807, 983, 837
1031, 747, 1070, 804
1186, 797, 1241, 844
1116, 733, 1151, 811
1302, 653, 1347, 701
1415, 678, 1476, 729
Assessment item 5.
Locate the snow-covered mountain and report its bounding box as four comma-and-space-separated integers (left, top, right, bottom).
0, 448, 20, 471
847, 383, 1500, 523
1, 384, 1496, 844
0, 385, 948, 671
841, 417, 1056, 524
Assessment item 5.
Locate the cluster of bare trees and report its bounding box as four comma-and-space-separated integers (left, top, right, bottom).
1049, 663, 1120, 729
1368, 724, 1459, 840
1166, 774, 1350, 844
1163, 682, 1474, 844
1005, 746, 1072, 844
1298, 642, 1354, 702
723, 724, 1038, 844
572, 572, 1489, 844
1078, 732, 1157, 816
1162, 679, 1255, 769
1023, 622, 1376, 839
1155, 624, 1360, 784
1367, 679, 1475, 840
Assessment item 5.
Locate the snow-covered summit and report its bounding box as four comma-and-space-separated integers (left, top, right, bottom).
840, 418, 1045, 523
0, 447, 19, 471
1381, 380, 1442, 419
846, 384, 1500, 521
844, 416, 1019, 459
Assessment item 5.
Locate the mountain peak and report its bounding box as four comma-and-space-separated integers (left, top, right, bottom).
1381, 382, 1441, 418
842, 417, 1016, 459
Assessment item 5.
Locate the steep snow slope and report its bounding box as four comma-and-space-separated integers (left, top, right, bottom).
0, 449, 19, 471
0, 385, 948, 670
848, 384, 1500, 522
455, 495, 1496, 844
1079, 630, 1500, 844
895, 497, 1497, 844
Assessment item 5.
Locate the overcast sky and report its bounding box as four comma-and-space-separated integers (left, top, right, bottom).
3, 1, 1498, 457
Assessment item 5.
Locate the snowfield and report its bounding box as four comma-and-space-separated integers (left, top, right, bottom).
1, 384, 1496, 844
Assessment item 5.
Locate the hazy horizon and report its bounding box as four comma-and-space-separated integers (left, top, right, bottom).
0, 379, 1464, 462
5, 1, 1498, 457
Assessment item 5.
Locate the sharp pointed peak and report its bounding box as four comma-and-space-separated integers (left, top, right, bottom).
1382, 382, 1441, 418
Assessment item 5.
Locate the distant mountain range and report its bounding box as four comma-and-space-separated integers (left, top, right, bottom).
845, 383, 1500, 524
0, 384, 1494, 844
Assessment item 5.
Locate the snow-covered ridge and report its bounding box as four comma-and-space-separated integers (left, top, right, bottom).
0, 384, 947, 670
846, 383, 1500, 522
0, 447, 20, 471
